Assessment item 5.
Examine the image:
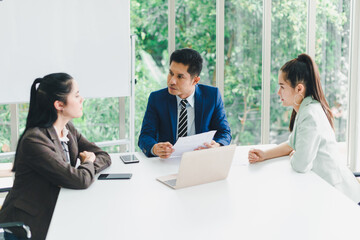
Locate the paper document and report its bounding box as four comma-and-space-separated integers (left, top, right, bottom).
172, 130, 217, 157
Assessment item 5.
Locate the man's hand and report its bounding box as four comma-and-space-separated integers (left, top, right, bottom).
153, 142, 174, 159
194, 140, 220, 150
79, 151, 96, 163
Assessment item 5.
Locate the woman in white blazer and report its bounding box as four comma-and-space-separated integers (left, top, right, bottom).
248, 53, 360, 205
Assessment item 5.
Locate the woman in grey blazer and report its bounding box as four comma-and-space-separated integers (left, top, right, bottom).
248, 54, 360, 205
0, 73, 112, 239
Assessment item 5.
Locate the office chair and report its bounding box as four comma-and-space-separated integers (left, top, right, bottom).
0, 183, 31, 239
0, 222, 31, 239
0, 188, 11, 194
354, 172, 360, 185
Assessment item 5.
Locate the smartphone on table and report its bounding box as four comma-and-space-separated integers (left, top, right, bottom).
98, 173, 132, 180
120, 154, 139, 164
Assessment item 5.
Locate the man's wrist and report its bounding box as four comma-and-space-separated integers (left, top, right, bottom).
151, 145, 157, 156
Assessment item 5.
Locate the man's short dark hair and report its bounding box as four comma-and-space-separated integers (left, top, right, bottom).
170, 48, 203, 77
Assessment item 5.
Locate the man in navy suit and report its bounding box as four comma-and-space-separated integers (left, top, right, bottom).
138, 48, 231, 158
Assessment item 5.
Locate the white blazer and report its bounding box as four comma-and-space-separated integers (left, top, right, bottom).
288, 96, 360, 203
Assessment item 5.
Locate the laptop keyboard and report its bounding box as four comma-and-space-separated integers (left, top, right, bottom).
164, 179, 177, 187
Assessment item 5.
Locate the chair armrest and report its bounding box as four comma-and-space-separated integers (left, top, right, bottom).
0, 222, 31, 239
0, 187, 11, 193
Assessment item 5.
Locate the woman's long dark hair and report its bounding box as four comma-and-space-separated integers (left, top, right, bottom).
13, 73, 73, 171
280, 53, 334, 132
26, 73, 73, 129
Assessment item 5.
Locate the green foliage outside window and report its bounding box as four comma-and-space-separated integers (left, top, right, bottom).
0, 0, 352, 159
224, 0, 263, 145
176, 0, 217, 86
131, 0, 168, 150
270, 0, 307, 143
131, 0, 350, 147
316, 0, 350, 142
0, 105, 10, 153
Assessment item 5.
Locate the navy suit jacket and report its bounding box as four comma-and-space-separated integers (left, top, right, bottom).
138, 84, 231, 157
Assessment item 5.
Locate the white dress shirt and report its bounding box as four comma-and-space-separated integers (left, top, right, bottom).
55, 126, 71, 164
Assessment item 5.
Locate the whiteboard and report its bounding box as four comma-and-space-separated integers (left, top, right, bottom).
0, 0, 130, 104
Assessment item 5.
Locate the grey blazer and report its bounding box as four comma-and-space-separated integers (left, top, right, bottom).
0, 122, 111, 240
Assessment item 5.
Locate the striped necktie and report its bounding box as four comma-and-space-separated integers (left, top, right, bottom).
178, 99, 188, 138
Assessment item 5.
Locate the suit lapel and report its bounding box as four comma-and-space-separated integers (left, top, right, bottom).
47, 126, 67, 163
194, 85, 203, 134
168, 94, 177, 144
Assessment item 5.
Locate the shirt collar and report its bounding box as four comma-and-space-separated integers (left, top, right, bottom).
298, 96, 316, 113
54, 125, 70, 142
176, 90, 195, 108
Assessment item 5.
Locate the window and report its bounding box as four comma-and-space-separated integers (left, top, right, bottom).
176, 0, 216, 86
0, 104, 11, 162
0, 97, 125, 160
0, 103, 28, 163
224, 0, 263, 145
72, 97, 124, 153
316, 0, 351, 163
316, 0, 350, 142
131, 0, 168, 150
270, 0, 307, 144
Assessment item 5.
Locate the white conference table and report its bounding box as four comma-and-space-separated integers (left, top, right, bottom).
47, 145, 360, 240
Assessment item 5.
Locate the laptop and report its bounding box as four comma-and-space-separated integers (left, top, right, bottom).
156, 144, 236, 189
